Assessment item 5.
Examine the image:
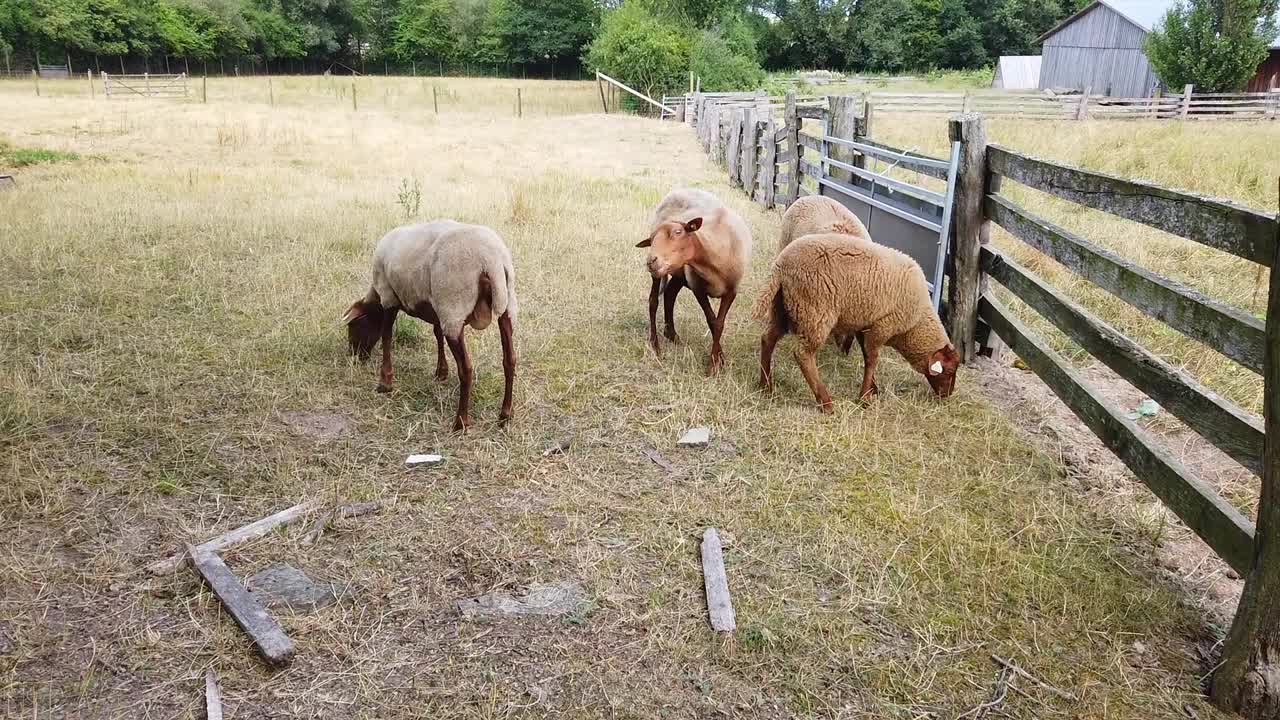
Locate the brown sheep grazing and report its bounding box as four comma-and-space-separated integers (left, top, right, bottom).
344, 220, 517, 431
779, 195, 870, 251
638, 188, 752, 375
754, 232, 959, 411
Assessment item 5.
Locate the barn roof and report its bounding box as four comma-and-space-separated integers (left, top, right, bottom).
1038, 0, 1280, 47
992, 56, 1042, 89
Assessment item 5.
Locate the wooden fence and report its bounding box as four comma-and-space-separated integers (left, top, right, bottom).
102, 72, 189, 99
685, 90, 1280, 712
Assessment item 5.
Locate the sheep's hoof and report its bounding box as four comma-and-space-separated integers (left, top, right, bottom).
817, 399, 834, 414
664, 330, 681, 344
706, 356, 724, 376
435, 367, 449, 382
376, 383, 393, 394
499, 410, 512, 425
453, 415, 472, 432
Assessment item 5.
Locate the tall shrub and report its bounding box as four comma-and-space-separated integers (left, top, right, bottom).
1144, 0, 1277, 92
584, 1, 690, 98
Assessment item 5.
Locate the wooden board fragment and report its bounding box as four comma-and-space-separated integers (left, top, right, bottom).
205, 668, 223, 720
147, 501, 320, 575
188, 544, 296, 666
700, 528, 736, 632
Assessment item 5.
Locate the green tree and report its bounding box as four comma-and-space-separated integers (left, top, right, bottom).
585, 0, 690, 96
390, 0, 453, 62
1144, 0, 1278, 92
936, 0, 986, 68
491, 0, 597, 72
690, 27, 764, 88
245, 0, 304, 61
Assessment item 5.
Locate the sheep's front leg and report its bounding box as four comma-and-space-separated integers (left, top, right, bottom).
759, 320, 784, 393
376, 307, 399, 393
692, 287, 732, 376
498, 311, 516, 424
662, 273, 685, 342
647, 276, 662, 355
795, 341, 833, 413
445, 330, 474, 431
433, 322, 449, 381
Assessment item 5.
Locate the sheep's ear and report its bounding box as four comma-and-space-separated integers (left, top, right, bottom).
928, 360, 944, 376
636, 237, 652, 248
342, 303, 366, 324
684, 217, 703, 233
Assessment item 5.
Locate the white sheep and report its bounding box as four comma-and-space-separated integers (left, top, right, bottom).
344, 220, 517, 430
638, 188, 752, 375
753, 232, 959, 411
779, 195, 870, 251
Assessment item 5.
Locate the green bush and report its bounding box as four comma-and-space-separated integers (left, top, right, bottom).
584, 2, 691, 99
0, 140, 80, 168
1144, 0, 1276, 92
690, 30, 765, 91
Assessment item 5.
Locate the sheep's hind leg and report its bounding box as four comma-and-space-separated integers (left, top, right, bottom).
759, 320, 785, 393
855, 332, 879, 397
498, 311, 516, 424
662, 273, 685, 342
432, 322, 448, 381
795, 341, 833, 413
376, 307, 400, 393
445, 330, 474, 431
647, 276, 662, 356
858, 330, 888, 404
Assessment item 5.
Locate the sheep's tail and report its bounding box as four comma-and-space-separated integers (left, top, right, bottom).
752, 269, 789, 334
470, 255, 516, 331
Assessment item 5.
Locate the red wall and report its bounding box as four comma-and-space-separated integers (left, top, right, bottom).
1247, 49, 1280, 92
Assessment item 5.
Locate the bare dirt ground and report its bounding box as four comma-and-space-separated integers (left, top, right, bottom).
0, 81, 1253, 719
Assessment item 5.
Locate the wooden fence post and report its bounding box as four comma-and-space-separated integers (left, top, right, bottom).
1075, 86, 1091, 120
596, 73, 608, 113
145, 72, 151, 97
268, 75, 274, 107
202, 74, 207, 103
32, 70, 40, 97
1181, 84, 1193, 119
432, 85, 438, 114
516, 87, 522, 117
740, 108, 758, 191
828, 94, 859, 184
946, 113, 988, 362
88, 70, 94, 99
1211, 178, 1280, 717
351, 79, 357, 111
1149, 85, 1161, 118
785, 91, 800, 206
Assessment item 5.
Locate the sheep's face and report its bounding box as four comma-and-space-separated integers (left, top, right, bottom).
924, 346, 960, 398
636, 218, 703, 277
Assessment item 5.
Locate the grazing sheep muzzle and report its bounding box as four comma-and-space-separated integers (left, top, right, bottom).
924, 347, 960, 398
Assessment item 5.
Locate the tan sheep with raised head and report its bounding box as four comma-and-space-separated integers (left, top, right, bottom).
779, 195, 870, 251
753, 232, 959, 411
344, 219, 517, 430
638, 188, 752, 375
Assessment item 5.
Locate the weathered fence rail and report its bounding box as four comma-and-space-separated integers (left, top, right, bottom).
684, 90, 1280, 713
102, 72, 189, 99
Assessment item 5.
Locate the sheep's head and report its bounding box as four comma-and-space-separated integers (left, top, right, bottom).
636, 217, 703, 278
924, 345, 960, 398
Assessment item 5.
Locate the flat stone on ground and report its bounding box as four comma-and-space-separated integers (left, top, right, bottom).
677, 427, 711, 448
247, 563, 337, 613
457, 582, 590, 618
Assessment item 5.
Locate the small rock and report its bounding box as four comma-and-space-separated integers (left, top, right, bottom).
457, 581, 590, 618
0, 175, 15, 191
406, 453, 444, 467
1226, 568, 1241, 580
0, 623, 14, 655
1132, 640, 1148, 654
677, 427, 711, 448
542, 439, 571, 456
247, 563, 337, 613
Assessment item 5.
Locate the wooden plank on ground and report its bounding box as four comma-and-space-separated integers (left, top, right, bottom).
988, 145, 1277, 267
205, 668, 223, 720
147, 500, 321, 575
979, 295, 1256, 574
700, 528, 736, 632
982, 246, 1263, 474
189, 544, 296, 666
986, 193, 1265, 374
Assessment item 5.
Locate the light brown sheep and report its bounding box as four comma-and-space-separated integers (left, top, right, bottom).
753, 232, 959, 411
638, 188, 752, 375
344, 220, 517, 430
779, 195, 870, 251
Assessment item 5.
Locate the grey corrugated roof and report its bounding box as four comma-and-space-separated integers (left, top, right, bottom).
992, 56, 1042, 89
1040, 0, 1279, 47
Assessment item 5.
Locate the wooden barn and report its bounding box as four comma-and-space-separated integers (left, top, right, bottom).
1038, 0, 1280, 97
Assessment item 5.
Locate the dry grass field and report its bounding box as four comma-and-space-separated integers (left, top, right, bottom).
0, 76, 1274, 718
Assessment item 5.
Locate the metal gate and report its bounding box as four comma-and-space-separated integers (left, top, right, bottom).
814, 135, 961, 311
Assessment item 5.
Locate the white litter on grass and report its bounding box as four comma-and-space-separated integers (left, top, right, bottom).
678, 427, 711, 448
405, 454, 444, 467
